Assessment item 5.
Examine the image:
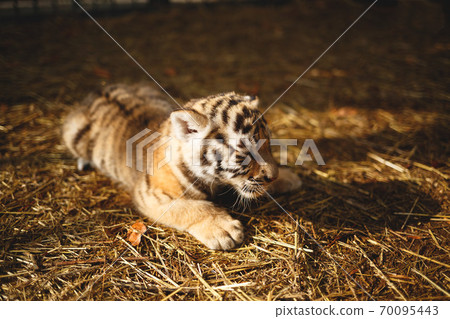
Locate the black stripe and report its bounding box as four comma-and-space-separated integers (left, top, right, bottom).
234, 113, 244, 132
250, 109, 259, 115
242, 124, 252, 134
160, 190, 174, 200
222, 108, 229, 124
73, 123, 91, 148
206, 127, 218, 139
236, 168, 250, 176
128, 102, 150, 119
215, 133, 224, 142
152, 192, 163, 204
215, 159, 224, 173
224, 167, 241, 173
201, 156, 210, 165
138, 188, 146, 205
231, 168, 249, 178
201, 146, 210, 165
242, 107, 251, 118
187, 108, 202, 116
145, 174, 151, 189
179, 161, 210, 195
179, 161, 196, 185
250, 110, 261, 122
253, 127, 261, 140
228, 99, 238, 107
115, 100, 131, 116
209, 99, 223, 117
86, 130, 100, 160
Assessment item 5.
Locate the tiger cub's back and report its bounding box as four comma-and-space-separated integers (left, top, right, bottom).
62, 84, 173, 188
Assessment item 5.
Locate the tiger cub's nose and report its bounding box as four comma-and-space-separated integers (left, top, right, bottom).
260, 165, 279, 184
263, 175, 276, 183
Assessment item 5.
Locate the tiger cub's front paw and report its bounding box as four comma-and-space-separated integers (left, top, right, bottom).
188, 213, 244, 250
267, 167, 302, 195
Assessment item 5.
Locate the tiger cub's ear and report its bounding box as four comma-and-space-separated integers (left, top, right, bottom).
170, 110, 209, 141
243, 95, 259, 109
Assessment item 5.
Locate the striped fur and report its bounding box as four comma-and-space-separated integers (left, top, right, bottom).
63, 84, 301, 250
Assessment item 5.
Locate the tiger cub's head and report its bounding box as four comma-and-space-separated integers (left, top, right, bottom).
170, 92, 278, 199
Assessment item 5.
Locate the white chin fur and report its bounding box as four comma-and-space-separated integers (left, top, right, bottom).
238, 188, 265, 199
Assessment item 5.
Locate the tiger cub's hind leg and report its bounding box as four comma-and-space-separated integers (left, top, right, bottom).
267, 167, 302, 195
77, 158, 92, 171
62, 109, 93, 170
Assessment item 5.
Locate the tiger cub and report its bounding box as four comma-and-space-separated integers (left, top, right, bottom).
63, 84, 301, 250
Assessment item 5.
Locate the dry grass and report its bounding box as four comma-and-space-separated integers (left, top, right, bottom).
1, 1, 449, 300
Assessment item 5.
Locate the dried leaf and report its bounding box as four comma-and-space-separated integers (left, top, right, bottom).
127, 222, 147, 246
93, 66, 111, 79
164, 67, 177, 77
